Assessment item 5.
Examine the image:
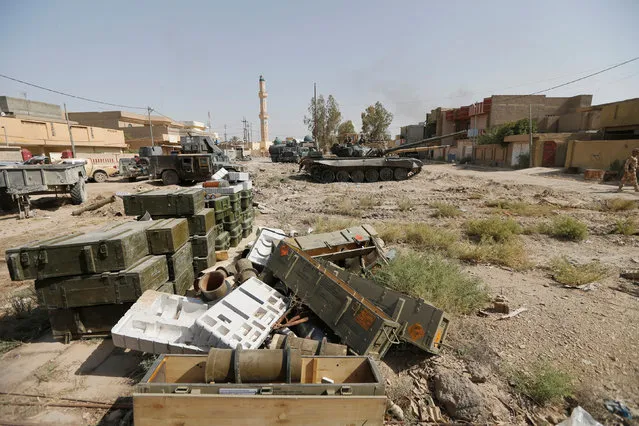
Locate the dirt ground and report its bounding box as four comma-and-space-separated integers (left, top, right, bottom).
0, 159, 637, 425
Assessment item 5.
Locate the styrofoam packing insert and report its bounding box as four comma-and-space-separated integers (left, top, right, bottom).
112, 293, 210, 354
194, 277, 287, 350
227, 171, 250, 182
212, 168, 229, 180
241, 180, 253, 190
247, 228, 288, 266
202, 183, 243, 195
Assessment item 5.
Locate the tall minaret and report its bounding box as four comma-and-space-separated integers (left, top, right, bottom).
258, 75, 269, 146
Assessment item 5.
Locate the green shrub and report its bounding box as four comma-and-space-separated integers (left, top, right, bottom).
614, 217, 637, 235
431, 202, 461, 218
464, 217, 522, 243
538, 216, 588, 241
378, 223, 459, 252
549, 257, 608, 286
511, 362, 573, 405
373, 250, 489, 315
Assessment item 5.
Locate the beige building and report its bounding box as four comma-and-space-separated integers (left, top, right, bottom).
0, 115, 126, 157
68, 110, 187, 151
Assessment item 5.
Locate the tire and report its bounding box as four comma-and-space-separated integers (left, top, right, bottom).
320, 169, 335, 183
128, 176, 138, 182
365, 169, 379, 183
310, 167, 323, 181
70, 178, 87, 205
350, 169, 365, 183
379, 167, 394, 181
335, 170, 350, 182
161, 170, 180, 185
394, 168, 409, 181
93, 171, 108, 183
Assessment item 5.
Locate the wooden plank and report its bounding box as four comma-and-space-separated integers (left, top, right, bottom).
133, 394, 386, 426
163, 356, 207, 383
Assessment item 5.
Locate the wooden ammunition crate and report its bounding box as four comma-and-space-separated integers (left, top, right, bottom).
134, 354, 386, 426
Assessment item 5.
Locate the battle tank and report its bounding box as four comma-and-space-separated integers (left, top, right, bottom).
299, 130, 467, 183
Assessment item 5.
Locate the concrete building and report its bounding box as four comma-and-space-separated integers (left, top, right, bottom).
399, 123, 427, 144
0, 115, 126, 157
0, 96, 64, 121
69, 110, 186, 151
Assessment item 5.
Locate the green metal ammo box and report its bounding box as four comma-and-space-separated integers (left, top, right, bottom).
266, 241, 400, 358
146, 218, 190, 255
215, 231, 230, 251
123, 188, 205, 216
49, 302, 134, 343
229, 224, 242, 248
193, 251, 216, 275
166, 242, 193, 280
190, 228, 216, 258
223, 216, 239, 232
208, 195, 230, 212
5, 221, 152, 281
186, 208, 215, 235
171, 265, 195, 295
35, 255, 169, 309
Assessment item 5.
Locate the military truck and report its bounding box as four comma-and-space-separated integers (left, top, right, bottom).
140, 136, 245, 185
269, 136, 320, 163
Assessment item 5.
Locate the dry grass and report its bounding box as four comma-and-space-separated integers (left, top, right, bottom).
511, 361, 573, 405
373, 250, 489, 315
358, 194, 381, 209
602, 197, 637, 212
310, 217, 358, 233
325, 196, 362, 217
455, 239, 530, 270
430, 202, 461, 218
378, 223, 459, 252
549, 257, 609, 286
485, 199, 554, 217
538, 216, 588, 241
464, 216, 522, 243
397, 197, 414, 212
614, 217, 638, 235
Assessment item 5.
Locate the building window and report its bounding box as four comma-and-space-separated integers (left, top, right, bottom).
90, 127, 94, 139
51, 122, 56, 136
128, 123, 133, 128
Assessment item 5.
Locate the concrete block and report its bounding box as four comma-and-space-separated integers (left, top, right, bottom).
247, 228, 288, 267
212, 168, 228, 180
111, 293, 209, 354
194, 277, 287, 350
228, 171, 250, 182
203, 183, 243, 195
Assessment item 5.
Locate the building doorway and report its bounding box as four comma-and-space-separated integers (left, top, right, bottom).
542, 141, 556, 167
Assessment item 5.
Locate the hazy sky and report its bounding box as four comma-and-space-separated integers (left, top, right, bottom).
1, 1, 638, 139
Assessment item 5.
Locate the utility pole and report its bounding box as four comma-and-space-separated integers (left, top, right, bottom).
224, 124, 227, 142
250, 122, 253, 143
63, 103, 76, 157
471, 102, 478, 163
147, 107, 155, 146
313, 83, 318, 151
528, 104, 533, 168
207, 111, 212, 137
242, 117, 249, 143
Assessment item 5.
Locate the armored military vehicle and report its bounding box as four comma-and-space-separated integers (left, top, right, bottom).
269, 136, 320, 163
140, 136, 245, 185
299, 130, 466, 183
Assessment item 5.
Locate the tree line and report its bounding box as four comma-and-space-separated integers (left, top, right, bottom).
303, 95, 394, 151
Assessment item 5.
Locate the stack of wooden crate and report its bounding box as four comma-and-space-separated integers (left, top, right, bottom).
5, 220, 190, 342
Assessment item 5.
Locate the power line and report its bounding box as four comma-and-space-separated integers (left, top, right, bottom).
0, 73, 147, 110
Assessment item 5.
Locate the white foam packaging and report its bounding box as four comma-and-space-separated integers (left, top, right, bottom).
247, 228, 288, 266
193, 277, 287, 350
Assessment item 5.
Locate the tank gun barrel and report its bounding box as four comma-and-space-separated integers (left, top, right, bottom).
381, 130, 468, 156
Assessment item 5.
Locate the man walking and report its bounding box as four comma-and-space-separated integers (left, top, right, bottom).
617, 148, 639, 192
